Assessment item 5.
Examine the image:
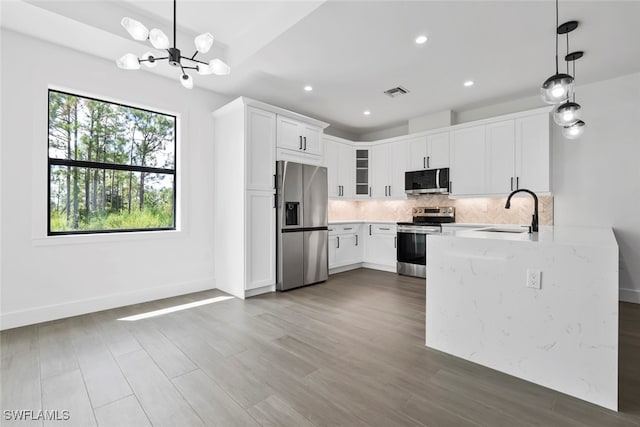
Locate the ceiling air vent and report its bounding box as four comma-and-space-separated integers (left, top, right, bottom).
384, 86, 410, 98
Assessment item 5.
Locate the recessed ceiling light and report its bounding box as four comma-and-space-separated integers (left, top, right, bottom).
363, 110, 371, 116
464, 80, 474, 87
304, 85, 313, 92
415, 35, 428, 44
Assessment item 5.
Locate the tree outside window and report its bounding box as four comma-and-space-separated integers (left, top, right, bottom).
48, 90, 176, 235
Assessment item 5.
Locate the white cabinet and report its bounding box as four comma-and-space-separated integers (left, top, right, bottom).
328, 224, 362, 270
246, 190, 276, 290
407, 132, 450, 171
450, 125, 486, 196
515, 114, 550, 193
324, 137, 355, 198
212, 98, 278, 299
246, 107, 276, 191
276, 115, 323, 156
371, 142, 408, 199
450, 112, 550, 197
486, 120, 516, 195
363, 223, 397, 270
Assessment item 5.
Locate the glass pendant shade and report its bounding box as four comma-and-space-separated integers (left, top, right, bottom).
181, 74, 194, 89
116, 53, 141, 70
562, 120, 586, 139
553, 101, 582, 126
141, 52, 158, 68
194, 33, 214, 54
149, 29, 170, 49
209, 59, 231, 75
121, 17, 149, 41
540, 73, 574, 104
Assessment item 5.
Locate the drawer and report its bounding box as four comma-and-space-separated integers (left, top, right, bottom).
367, 224, 396, 235
329, 224, 362, 236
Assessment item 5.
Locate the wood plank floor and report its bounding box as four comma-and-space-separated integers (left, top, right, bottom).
2, 268, 639, 426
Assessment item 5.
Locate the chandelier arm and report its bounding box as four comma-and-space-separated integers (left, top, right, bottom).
191, 51, 199, 60
181, 56, 209, 66
182, 65, 198, 70
139, 56, 169, 62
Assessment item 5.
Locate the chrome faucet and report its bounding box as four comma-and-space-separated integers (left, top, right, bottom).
504, 188, 539, 233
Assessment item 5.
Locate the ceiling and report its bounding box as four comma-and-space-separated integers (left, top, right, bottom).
2, 1, 640, 137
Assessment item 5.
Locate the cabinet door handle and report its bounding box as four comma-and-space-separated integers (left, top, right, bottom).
299, 136, 303, 150
369, 224, 372, 235
388, 185, 391, 196
369, 187, 371, 197
380, 227, 390, 231
449, 181, 452, 193
510, 177, 514, 191
427, 156, 430, 169
337, 236, 340, 249
340, 185, 343, 196
273, 174, 276, 189
344, 227, 353, 230
384, 185, 387, 197
273, 193, 276, 208
516, 177, 519, 189
423, 157, 426, 169
355, 235, 358, 246
304, 136, 307, 151
394, 236, 397, 248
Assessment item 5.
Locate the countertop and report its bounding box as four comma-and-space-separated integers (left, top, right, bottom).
328, 220, 397, 225
440, 225, 618, 247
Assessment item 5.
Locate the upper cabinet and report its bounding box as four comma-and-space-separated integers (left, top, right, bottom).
450, 111, 550, 197
407, 132, 450, 171
324, 136, 355, 198
450, 125, 486, 196
246, 107, 276, 191
371, 141, 407, 199
355, 148, 371, 197
277, 115, 323, 157
515, 113, 550, 193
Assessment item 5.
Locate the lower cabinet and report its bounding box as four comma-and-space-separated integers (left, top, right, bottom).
329, 224, 362, 270
246, 190, 276, 291
363, 223, 397, 270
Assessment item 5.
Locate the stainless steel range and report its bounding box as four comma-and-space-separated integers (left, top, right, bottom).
397, 206, 455, 278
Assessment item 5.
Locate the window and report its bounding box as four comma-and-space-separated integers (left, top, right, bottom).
48, 90, 176, 235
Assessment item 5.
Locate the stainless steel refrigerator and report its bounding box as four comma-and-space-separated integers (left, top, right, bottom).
276, 161, 328, 291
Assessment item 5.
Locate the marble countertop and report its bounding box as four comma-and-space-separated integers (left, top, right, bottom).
441, 225, 618, 247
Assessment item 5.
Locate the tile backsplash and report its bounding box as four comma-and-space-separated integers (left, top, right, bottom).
329, 195, 554, 225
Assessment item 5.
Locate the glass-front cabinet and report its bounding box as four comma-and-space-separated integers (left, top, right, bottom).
355, 149, 370, 197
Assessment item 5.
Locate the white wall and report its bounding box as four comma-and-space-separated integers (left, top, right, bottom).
408, 109, 455, 133
0, 30, 231, 329
551, 73, 640, 303
358, 123, 408, 142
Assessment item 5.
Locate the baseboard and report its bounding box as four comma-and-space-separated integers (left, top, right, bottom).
0, 277, 216, 331
620, 288, 640, 304
245, 284, 275, 298
329, 263, 363, 275
361, 262, 397, 273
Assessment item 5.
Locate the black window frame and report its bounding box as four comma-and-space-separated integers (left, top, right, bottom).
47, 89, 177, 236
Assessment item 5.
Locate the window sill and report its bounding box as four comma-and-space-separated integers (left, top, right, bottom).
32, 229, 185, 247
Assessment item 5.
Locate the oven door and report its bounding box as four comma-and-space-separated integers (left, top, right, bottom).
397, 231, 426, 266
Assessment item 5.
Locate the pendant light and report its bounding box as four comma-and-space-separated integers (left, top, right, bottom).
116, 0, 230, 89
540, 0, 575, 104
561, 51, 587, 139
553, 30, 582, 126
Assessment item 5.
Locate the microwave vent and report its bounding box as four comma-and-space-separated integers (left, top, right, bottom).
384, 86, 410, 98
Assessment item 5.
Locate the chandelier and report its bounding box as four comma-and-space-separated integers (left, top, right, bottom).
116, 0, 230, 89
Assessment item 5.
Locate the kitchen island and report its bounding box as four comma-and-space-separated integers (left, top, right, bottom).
426, 225, 619, 410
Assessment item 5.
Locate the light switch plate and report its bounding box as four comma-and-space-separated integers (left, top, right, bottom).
527, 269, 542, 289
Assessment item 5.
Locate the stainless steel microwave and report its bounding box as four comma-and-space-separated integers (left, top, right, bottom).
404, 168, 449, 195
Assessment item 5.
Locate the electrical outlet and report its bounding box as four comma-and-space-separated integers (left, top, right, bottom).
527, 269, 541, 289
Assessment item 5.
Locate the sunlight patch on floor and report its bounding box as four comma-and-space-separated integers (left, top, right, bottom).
118, 296, 234, 321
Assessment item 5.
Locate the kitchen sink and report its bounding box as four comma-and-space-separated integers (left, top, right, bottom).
480, 227, 529, 234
